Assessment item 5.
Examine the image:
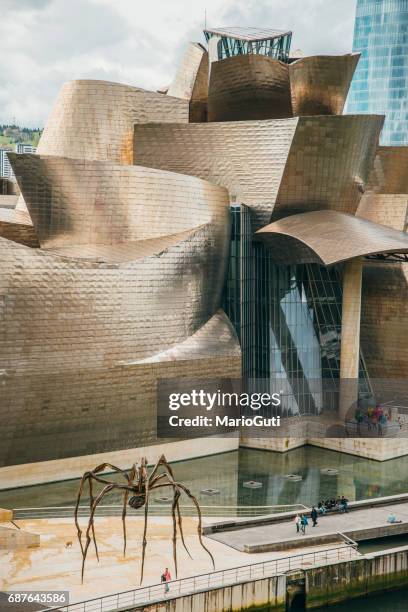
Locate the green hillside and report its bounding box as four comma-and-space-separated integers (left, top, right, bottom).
0, 125, 43, 148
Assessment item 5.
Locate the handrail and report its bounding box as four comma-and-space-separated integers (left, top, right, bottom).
39, 543, 357, 612
337, 531, 358, 549
13, 504, 308, 511
12, 503, 308, 519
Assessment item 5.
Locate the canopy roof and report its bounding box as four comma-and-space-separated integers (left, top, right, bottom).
256, 210, 408, 266
204, 27, 292, 42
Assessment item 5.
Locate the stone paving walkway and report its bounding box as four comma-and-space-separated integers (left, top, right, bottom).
208, 502, 408, 551
0, 516, 349, 605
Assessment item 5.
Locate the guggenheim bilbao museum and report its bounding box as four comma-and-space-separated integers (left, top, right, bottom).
1, 26, 408, 481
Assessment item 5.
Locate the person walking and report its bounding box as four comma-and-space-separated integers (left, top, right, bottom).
300, 514, 308, 534
294, 513, 301, 533
311, 506, 318, 527
161, 567, 171, 593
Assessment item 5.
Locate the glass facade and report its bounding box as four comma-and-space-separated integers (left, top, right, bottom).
347, 0, 408, 145
224, 205, 371, 416
203, 31, 292, 62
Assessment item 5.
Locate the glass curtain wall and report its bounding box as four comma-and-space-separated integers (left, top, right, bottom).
347, 0, 408, 145
223, 205, 371, 417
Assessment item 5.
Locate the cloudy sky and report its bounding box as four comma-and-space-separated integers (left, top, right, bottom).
0, 0, 357, 127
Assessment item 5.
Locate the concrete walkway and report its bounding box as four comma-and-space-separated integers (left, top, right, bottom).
208, 502, 408, 552
0, 516, 351, 605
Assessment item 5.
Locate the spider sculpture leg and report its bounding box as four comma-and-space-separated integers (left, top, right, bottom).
121, 465, 136, 557
81, 483, 115, 582
74, 463, 132, 562
88, 476, 99, 561
156, 460, 189, 549
171, 488, 181, 577
150, 458, 194, 561
139, 476, 150, 584
74, 471, 92, 557
174, 487, 192, 560
176, 482, 215, 569
148, 473, 193, 562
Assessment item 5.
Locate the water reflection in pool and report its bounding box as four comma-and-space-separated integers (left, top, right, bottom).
1, 446, 408, 510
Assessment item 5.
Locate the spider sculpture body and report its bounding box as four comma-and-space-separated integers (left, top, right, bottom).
74, 454, 214, 583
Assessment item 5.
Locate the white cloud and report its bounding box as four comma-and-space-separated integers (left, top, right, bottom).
0, 0, 357, 126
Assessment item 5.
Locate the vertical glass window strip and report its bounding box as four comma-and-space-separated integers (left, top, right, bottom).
223, 208, 372, 416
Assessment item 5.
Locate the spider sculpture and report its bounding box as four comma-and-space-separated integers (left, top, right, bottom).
74, 454, 214, 583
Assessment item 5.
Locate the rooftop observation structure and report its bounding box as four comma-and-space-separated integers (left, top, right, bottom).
204, 26, 293, 62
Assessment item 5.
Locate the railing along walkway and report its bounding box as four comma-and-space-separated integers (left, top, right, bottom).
12, 503, 308, 520
40, 542, 358, 612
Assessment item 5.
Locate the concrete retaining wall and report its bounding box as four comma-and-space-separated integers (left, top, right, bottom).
128, 575, 286, 611
305, 546, 408, 608
241, 437, 408, 461
0, 437, 238, 489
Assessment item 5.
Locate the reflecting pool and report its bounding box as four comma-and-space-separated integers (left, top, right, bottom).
1, 445, 408, 511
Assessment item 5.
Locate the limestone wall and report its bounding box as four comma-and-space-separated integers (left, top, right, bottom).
0, 436, 239, 490
241, 437, 408, 461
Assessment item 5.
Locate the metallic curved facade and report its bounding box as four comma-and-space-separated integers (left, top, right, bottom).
356, 147, 408, 379
3, 26, 408, 469
0, 163, 240, 465
272, 115, 383, 221
361, 262, 408, 379
37, 80, 189, 164
289, 54, 360, 116
206, 53, 359, 121
256, 210, 408, 265
208, 55, 292, 121
0, 208, 38, 248
133, 115, 383, 229
167, 42, 208, 122
8, 154, 224, 250
357, 147, 408, 231
1, 105, 241, 466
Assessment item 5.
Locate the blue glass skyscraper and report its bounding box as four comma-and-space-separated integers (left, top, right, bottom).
347, 0, 408, 144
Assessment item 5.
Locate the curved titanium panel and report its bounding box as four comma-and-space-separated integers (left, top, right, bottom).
167, 42, 208, 122
361, 262, 408, 379
134, 118, 298, 229
0, 224, 240, 465
36, 80, 189, 164
0, 222, 231, 369
357, 147, 408, 231
0, 208, 38, 248
289, 54, 360, 116
8, 153, 223, 249
256, 210, 408, 265
133, 115, 383, 229
357, 146, 408, 379
271, 114, 383, 220
208, 55, 291, 121
0, 157, 240, 465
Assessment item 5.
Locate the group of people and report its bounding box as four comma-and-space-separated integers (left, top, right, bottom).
355, 405, 389, 435
294, 513, 310, 534
317, 496, 349, 514
294, 495, 349, 535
